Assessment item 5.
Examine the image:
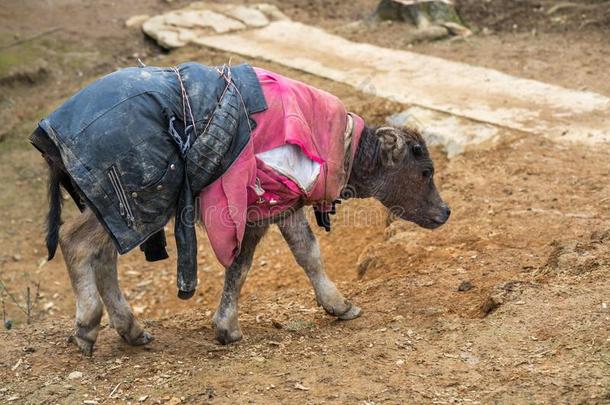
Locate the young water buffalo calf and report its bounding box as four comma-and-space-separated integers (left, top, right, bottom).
212, 126, 450, 345
32, 63, 450, 355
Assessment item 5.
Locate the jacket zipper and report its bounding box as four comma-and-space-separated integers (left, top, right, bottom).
107, 166, 135, 228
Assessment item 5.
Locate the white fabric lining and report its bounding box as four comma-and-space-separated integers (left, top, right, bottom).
256, 144, 321, 192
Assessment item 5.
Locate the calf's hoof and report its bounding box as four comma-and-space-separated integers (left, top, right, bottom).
320, 297, 363, 321
338, 304, 362, 320
121, 330, 154, 346
68, 334, 95, 357
213, 310, 242, 345
215, 327, 243, 345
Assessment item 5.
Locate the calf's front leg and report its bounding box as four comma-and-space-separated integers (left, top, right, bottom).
278, 208, 362, 320
213, 224, 268, 344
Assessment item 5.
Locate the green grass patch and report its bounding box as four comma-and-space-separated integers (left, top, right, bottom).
0, 37, 43, 78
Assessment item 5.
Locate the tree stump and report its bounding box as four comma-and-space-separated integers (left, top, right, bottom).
373, 0, 470, 40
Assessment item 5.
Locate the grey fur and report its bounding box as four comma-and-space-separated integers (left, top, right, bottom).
60, 209, 152, 356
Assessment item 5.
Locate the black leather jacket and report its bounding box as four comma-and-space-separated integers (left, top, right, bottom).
38, 63, 267, 298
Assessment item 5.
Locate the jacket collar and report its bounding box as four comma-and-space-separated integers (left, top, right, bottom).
229, 64, 268, 116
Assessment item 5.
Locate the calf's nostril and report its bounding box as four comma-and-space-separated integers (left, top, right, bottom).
445, 206, 451, 217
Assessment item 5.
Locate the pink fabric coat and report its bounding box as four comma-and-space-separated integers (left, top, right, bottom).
199, 68, 364, 267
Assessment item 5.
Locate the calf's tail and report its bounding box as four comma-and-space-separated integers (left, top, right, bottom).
46, 167, 62, 260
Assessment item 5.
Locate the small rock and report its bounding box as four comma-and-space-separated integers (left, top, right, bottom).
4, 320, 12, 330
12, 254, 22, 262
396, 359, 405, 366
480, 295, 503, 315
133, 305, 147, 315
458, 280, 473, 292
294, 382, 310, 391
480, 280, 529, 316
441, 22, 473, 37
138, 395, 149, 402
125, 14, 150, 28
168, 397, 182, 405
411, 26, 450, 42
460, 351, 480, 365
68, 371, 83, 380
11, 358, 22, 371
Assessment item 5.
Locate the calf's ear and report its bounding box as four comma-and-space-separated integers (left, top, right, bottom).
376, 127, 406, 167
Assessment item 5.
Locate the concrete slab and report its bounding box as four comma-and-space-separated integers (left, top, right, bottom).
387, 107, 502, 157
142, 9, 246, 48
141, 3, 283, 50
224, 6, 269, 28
193, 21, 610, 145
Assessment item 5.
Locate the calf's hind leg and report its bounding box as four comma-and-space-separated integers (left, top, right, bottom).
60, 211, 105, 356
278, 208, 362, 320
61, 210, 152, 354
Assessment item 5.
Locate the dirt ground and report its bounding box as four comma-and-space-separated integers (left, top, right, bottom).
0, 1, 609, 404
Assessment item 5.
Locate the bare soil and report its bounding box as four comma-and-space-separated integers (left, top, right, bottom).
1, 1, 609, 404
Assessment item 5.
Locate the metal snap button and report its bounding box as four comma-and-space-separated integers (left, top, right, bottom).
170, 164, 176, 171
131, 192, 138, 198
156, 184, 163, 191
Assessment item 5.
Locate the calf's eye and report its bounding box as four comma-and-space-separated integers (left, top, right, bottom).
422, 169, 432, 179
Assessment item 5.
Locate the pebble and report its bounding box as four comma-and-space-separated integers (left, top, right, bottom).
11, 359, 22, 371
125, 14, 150, 28
294, 382, 310, 391
396, 359, 405, 366
458, 280, 473, 292
68, 371, 83, 380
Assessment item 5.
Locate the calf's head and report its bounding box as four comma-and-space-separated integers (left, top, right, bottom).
350, 126, 450, 229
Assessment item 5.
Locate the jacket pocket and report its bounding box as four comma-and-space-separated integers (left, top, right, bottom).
128, 157, 182, 224
109, 144, 183, 228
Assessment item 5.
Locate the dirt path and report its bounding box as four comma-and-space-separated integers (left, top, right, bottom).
1, 1, 609, 404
